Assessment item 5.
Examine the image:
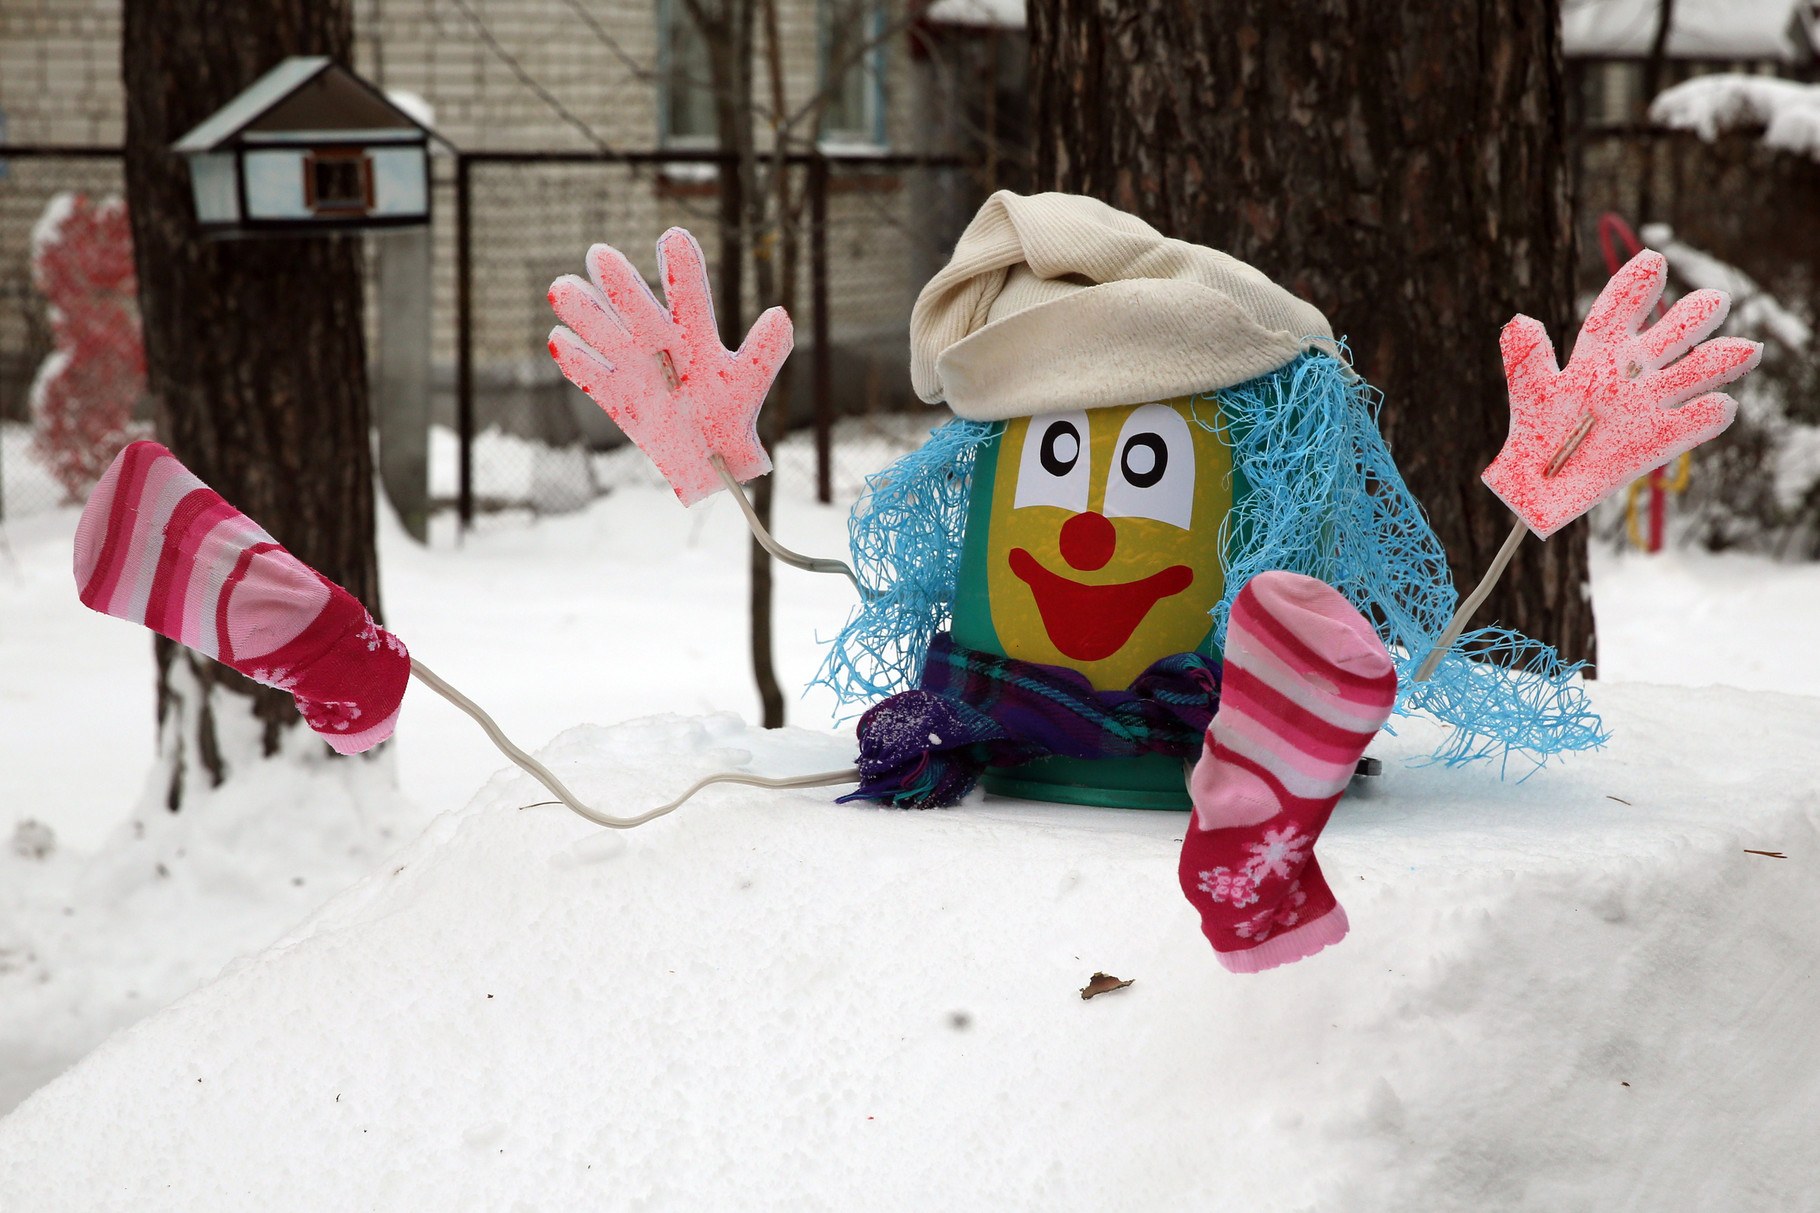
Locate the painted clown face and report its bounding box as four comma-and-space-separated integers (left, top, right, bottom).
979, 397, 1231, 689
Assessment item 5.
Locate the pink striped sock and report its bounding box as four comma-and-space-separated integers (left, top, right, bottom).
1178, 571, 1397, 973
75, 441, 410, 755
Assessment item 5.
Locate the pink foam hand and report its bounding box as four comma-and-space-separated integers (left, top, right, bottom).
1481, 250, 1761, 539
547, 227, 793, 506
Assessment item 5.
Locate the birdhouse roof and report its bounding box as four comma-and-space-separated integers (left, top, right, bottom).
173, 57, 433, 154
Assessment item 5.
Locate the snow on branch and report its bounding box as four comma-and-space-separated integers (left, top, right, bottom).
1650, 73, 1820, 160
1640, 222, 1812, 353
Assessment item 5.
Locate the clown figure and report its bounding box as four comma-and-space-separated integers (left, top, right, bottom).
67, 187, 1753, 976
808, 192, 1414, 968
829, 195, 1394, 810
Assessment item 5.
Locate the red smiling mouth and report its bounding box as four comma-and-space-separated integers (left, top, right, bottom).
1008, 548, 1194, 664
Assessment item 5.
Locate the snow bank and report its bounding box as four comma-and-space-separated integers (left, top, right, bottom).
1591, 545, 1820, 692
1651, 73, 1820, 160
0, 715, 418, 1117
3, 690, 1817, 1209
1640, 223, 1820, 515
1, 423, 66, 518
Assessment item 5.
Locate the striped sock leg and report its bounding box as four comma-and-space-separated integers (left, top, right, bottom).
1179, 571, 1397, 974
74, 441, 410, 755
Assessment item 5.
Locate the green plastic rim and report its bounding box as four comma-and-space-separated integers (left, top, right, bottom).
982, 753, 1192, 810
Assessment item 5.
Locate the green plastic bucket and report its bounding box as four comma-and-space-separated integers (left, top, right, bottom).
946, 399, 1245, 810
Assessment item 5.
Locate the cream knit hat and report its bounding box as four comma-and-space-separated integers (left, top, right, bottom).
910, 191, 1336, 421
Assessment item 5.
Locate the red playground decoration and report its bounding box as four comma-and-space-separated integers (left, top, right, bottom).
29, 194, 148, 501
1597, 212, 1675, 553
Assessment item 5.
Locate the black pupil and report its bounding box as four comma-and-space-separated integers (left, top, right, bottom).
1039, 421, 1080, 477
1122, 433, 1167, 488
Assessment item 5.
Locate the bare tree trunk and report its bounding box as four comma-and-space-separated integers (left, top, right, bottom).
680, 0, 914, 724
123, 0, 380, 807
1636, 0, 1678, 221
688, 0, 796, 727
1027, 0, 1594, 667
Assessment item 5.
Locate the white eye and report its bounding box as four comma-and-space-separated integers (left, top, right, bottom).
1103, 403, 1195, 530
1013, 410, 1091, 513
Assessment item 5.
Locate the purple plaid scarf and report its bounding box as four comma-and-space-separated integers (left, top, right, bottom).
840, 633, 1222, 809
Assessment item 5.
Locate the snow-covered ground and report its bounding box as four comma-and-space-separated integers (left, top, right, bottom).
2, 431, 1819, 1208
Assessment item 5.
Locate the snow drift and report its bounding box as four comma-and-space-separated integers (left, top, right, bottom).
2, 684, 1817, 1210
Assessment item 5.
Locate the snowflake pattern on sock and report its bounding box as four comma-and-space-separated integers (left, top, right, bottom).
247, 666, 300, 692
358, 621, 408, 658
1198, 827, 1315, 911
1244, 827, 1310, 883
298, 698, 364, 735
1196, 866, 1261, 908
1233, 880, 1309, 942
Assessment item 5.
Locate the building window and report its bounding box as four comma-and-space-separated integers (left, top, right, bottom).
659, 0, 717, 145
819, 0, 886, 147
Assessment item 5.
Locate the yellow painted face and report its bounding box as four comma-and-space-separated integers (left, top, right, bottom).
984, 397, 1230, 689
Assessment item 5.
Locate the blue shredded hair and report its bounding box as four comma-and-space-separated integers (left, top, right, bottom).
811, 417, 998, 706
1205, 352, 1606, 770
814, 352, 1606, 771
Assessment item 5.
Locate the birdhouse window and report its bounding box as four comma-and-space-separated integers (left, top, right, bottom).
305, 150, 373, 215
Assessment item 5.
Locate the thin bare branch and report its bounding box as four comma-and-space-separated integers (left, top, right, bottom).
448, 0, 617, 153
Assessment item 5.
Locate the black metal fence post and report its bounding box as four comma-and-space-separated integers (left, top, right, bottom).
454, 152, 474, 534
809, 153, 832, 505
716, 151, 743, 350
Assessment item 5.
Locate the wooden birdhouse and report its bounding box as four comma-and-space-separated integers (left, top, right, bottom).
173, 57, 434, 236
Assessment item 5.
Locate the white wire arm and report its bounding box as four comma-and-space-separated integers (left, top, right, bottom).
710, 455, 869, 597
409, 658, 860, 829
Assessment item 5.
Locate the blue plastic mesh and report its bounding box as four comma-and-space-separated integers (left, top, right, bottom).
815, 353, 1606, 770
1204, 351, 1606, 771
811, 418, 998, 706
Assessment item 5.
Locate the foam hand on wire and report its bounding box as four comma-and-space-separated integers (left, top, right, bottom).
547, 227, 793, 506
1481, 249, 1761, 539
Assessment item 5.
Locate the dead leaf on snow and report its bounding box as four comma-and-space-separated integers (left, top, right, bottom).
1080, 972, 1133, 1000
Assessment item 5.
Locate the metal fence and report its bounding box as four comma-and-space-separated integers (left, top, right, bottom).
0, 143, 981, 525
449, 148, 979, 522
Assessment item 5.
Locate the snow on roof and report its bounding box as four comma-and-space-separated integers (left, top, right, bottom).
924, 0, 1026, 30
1650, 72, 1820, 157
385, 89, 436, 131
1562, 0, 1804, 61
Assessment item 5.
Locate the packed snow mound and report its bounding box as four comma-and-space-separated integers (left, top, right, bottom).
3, 692, 1819, 1210
0, 725, 417, 1117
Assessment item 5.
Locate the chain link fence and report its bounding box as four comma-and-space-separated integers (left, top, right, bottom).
451, 151, 982, 519
0, 145, 985, 525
